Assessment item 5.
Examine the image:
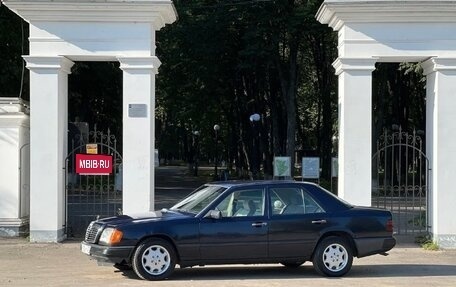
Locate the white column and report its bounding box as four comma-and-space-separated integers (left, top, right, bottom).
422, 58, 456, 248
333, 58, 377, 206
23, 56, 74, 242
118, 57, 160, 214
0, 99, 30, 236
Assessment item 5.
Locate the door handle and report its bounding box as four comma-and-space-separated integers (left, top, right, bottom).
251, 222, 267, 227
311, 219, 327, 224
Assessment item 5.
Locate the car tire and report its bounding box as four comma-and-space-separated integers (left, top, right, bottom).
280, 261, 305, 268
312, 236, 353, 277
132, 238, 177, 280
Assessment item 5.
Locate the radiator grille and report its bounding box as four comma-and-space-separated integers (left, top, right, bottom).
84, 222, 102, 243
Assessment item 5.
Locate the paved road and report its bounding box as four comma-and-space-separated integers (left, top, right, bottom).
0, 239, 455, 287
155, 166, 206, 210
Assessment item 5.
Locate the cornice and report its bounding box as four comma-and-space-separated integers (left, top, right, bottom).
23, 56, 75, 74
118, 56, 161, 73
422, 57, 456, 75
333, 58, 378, 75
0, 99, 29, 115
0, 115, 30, 128
316, 1, 456, 31
1, 0, 177, 30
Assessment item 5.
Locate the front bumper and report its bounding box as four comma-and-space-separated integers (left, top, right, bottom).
81, 241, 134, 264
354, 236, 396, 258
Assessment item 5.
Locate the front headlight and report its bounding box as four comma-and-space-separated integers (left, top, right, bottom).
99, 227, 123, 245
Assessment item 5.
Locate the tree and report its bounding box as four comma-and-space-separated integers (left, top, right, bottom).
156, 0, 338, 179
0, 5, 28, 99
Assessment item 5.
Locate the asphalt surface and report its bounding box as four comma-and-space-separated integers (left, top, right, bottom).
1, 166, 455, 286
154, 165, 206, 210
0, 239, 455, 287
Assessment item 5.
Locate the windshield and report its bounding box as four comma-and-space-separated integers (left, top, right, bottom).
170, 185, 226, 215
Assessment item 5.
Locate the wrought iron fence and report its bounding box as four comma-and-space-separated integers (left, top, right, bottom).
372, 128, 429, 235
64, 128, 122, 238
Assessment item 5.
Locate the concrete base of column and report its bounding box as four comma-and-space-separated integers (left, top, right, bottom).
432, 233, 456, 249
0, 218, 29, 237
29, 229, 66, 243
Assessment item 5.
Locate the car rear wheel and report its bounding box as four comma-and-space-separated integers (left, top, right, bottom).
312, 236, 353, 277
132, 238, 176, 280
280, 261, 305, 268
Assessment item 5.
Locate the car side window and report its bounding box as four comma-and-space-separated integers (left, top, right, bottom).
214, 189, 265, 217
270, 187, 325, 215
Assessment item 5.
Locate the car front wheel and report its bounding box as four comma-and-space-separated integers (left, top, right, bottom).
132, 238, 176, 280
312, 236, 353, 277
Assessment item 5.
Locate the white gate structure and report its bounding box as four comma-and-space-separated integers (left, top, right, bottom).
317, 0, 456, 248
1, 0, 176, 242
0, 98, 30, 237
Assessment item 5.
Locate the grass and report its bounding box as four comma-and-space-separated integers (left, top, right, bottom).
422, 240, 440, 251
415, 235, 440, 251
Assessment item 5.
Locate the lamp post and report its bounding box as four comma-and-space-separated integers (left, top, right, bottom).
249, 113, 260, 179
193, 130, 200, 176
213, 124, 220, 180
331, 134, 338, 155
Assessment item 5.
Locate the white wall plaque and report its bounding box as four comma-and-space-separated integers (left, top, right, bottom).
128, 104, 147, 118
302, 157, 320, 179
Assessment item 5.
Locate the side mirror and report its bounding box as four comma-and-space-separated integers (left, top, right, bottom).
204, 210, 222, 220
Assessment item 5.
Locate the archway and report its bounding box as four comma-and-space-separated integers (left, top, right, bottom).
317, 0, 456, 248
2, 0, 177, 242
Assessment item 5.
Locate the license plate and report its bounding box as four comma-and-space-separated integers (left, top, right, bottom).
81, 243, 91, 255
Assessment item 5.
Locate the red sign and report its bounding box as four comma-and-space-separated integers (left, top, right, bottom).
76, 154, 113, 175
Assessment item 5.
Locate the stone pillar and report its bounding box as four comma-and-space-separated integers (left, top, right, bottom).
24, 56, 74, 242
118, 56, 160, 214
0, 98, 30, 237
333, 58, 377, 206
422, 58, 456, 248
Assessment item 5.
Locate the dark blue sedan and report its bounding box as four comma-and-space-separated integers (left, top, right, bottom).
81, 181, 395, 280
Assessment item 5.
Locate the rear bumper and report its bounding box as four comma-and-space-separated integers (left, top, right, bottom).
81, 241, 134, 264
354, 236, 396, 258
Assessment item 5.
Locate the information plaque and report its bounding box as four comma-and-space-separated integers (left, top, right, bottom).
128, 104, 147, 118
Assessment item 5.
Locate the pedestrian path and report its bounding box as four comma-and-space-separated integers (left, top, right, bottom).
155, 166, 206, 210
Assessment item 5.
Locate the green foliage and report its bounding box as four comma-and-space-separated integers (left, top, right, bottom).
68, 62, 123, 141
156, 0, 337, 177
415, 235, 439, 251
422, 241, 439, 251
372, 63, 426, 141
0, 5, 29, 98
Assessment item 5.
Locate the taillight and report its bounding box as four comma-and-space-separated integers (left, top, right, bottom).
386, 219, 393, 232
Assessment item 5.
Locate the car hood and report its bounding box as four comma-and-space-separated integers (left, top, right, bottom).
97, 209, 192, 225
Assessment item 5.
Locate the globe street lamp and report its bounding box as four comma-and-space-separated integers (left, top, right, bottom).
249, 113, 260, 179
213, 124, 220, 180
249, 113, 260, 123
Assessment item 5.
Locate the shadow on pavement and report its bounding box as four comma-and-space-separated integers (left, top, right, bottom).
117, 265, 318, 281
350, 264, 456, 278
116, 263, 456, 281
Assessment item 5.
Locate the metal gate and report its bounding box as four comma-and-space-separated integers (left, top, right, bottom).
64, 128, 122, 238
372, 128, 430, 235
